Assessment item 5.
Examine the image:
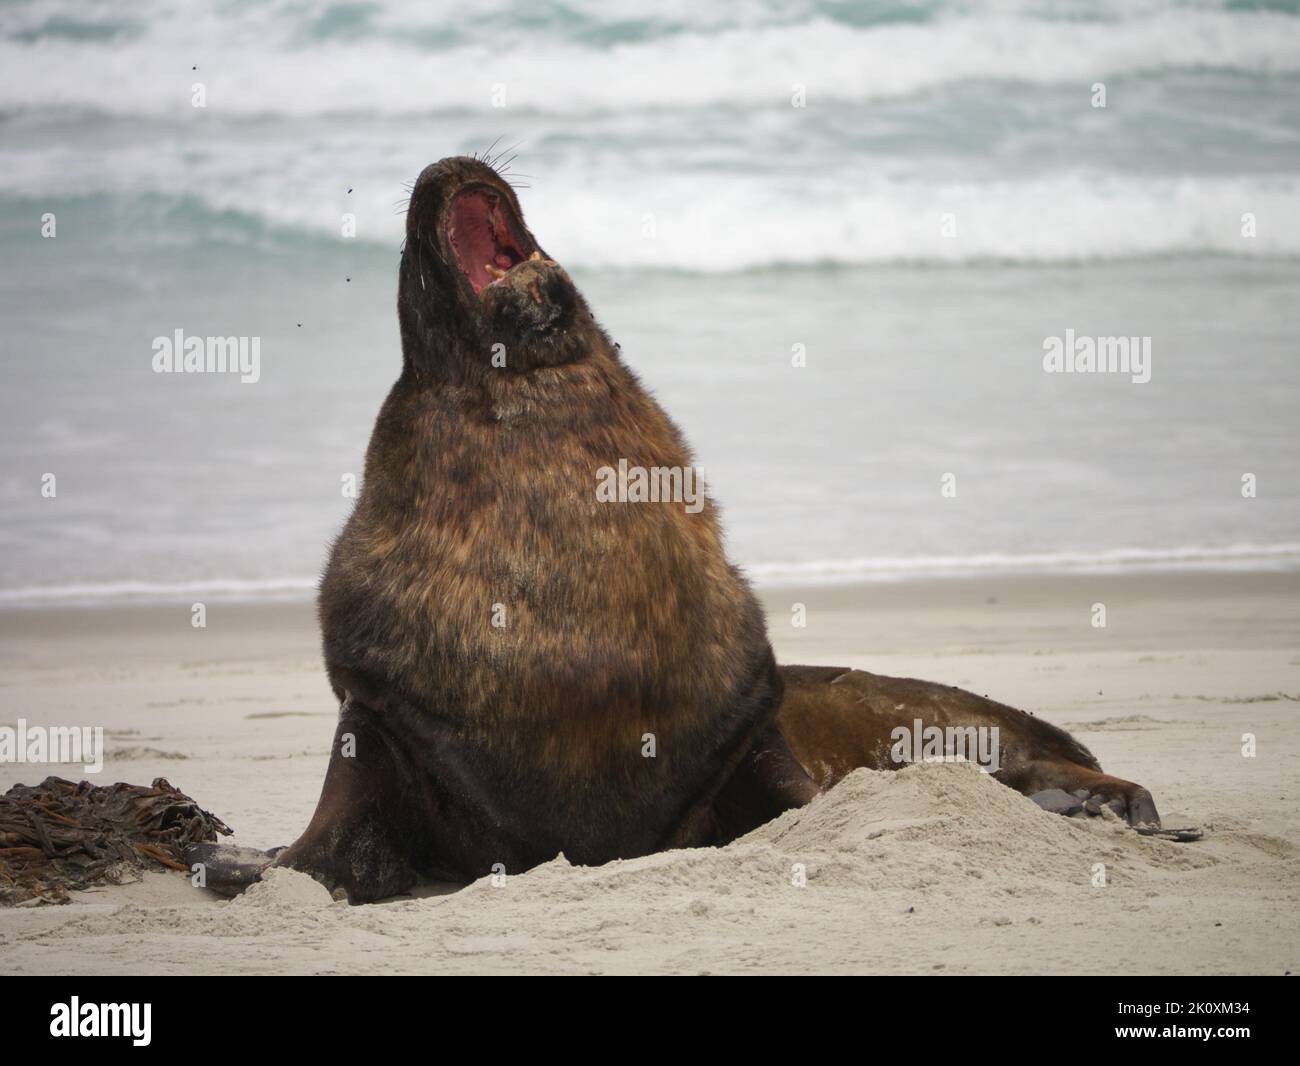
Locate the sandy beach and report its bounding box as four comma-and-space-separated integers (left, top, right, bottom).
1, 569, 1296, 975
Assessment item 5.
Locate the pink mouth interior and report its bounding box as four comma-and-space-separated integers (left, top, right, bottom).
446, 189, 527, 294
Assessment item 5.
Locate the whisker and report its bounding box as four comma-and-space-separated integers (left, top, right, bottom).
488, 140, 522, 171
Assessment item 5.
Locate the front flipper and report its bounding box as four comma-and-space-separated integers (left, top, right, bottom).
272, 695, 428, 903
183, 843, 282, 898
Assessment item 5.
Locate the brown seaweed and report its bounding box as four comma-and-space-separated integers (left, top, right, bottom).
0, 776, 232, 906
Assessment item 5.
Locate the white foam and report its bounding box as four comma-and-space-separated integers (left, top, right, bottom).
744, 542, 1300, 584
0, 577, 318, 608
3, 136, 1297, 266
2, 6, 1298, 117
522, 171, 1300, 269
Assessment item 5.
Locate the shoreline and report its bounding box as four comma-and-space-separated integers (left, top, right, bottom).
3, 565, 1296, 651
3, 551, 1299, 611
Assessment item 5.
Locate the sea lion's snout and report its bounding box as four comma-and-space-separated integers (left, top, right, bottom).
481, 253, 578, 338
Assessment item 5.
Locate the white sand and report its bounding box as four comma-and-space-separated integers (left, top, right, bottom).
1, 571, 1297, 975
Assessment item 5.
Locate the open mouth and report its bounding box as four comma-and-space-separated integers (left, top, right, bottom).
445, 187, 531, 295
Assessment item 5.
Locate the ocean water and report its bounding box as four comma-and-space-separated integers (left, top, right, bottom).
1, 0, 1298, 605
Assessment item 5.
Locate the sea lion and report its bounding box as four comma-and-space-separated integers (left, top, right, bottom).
261, 155, 1158, 903
272, 155, 815, 902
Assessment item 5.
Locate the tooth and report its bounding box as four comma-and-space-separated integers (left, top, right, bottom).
485, 263, 507, 279
529, 250, 542, 261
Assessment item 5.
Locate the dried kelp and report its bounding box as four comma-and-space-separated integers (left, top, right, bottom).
0, 776, 231, 906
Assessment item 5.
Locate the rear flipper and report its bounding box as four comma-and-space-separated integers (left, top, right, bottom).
776, 664, 1161, 829
1013, 759, 1159, 828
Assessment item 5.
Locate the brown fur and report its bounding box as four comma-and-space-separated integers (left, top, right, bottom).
279, 156, 784, 899
774, 665, 1159, 830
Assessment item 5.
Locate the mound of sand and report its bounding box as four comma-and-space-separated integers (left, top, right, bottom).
9, 761, 1268, 975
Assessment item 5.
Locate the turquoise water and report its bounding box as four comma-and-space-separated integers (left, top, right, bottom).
1, 0, 1298, 603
